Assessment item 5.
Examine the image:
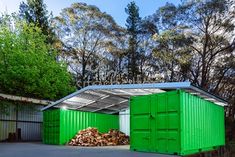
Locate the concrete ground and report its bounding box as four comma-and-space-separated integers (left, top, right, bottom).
0, 142, 179, 157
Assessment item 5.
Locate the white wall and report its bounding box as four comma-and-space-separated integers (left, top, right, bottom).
119, 108, 130, 136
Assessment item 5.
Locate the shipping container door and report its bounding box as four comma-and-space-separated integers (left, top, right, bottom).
155, 91, 180, 154
130, 95, 151, 151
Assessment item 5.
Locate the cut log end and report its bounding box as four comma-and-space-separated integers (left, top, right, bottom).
68, 127, 129, 147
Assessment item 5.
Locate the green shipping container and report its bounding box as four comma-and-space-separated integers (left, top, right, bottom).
43, 109, 119, 145
130, 90, 225, 156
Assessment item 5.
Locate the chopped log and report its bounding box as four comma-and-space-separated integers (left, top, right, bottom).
68, 127, 129, 146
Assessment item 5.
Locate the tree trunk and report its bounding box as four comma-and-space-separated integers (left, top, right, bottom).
200, 17, 210, 89
81, 54, 86, 88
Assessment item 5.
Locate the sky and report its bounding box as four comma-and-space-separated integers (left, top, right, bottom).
0, 0, 181, 26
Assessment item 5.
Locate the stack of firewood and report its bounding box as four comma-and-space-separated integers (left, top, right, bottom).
68, 127, 129, 146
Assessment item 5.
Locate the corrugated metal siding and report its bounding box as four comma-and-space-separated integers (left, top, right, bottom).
180, 91, 225, 155
0, 102, 43, 122
59, 109, 119, 145
0, 101, 43, 142
18, 122, 42, 141
0, 102, 16, 120
18, 105, 43, 122
43, 109, 60, 144
0, 121, 16, 141
119, 109, 130, 136
43, 109, 119, 145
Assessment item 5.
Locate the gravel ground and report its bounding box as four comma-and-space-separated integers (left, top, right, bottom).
0, 142, 179, 157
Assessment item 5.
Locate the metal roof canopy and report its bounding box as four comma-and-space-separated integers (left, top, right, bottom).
0, 93, 51, 105
42, 82, 227, 114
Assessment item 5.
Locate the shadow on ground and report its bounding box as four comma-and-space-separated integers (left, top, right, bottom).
0, 142, 179, 157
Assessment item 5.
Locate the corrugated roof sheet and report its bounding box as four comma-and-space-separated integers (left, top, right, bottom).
42, 82, 227, 114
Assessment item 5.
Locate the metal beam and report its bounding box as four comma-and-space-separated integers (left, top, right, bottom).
76, 95, 110, 109
64, 95, 109, 104
97, 90, 130, 100
92, 100, 128, 112
63, 100, 87, 105
114, 89, 135, 95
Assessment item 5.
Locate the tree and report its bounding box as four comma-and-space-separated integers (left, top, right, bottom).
97, 35, 128, 84
150, 3, 193, 82
146, 0, 235, 123
153, 30, 193, 82
181, 1, 235, 127
136, 17, 159, 83
146, 0, 234, 91
19, 0, 54, 44
125, 1, 141, 83
178, 0, 235, 90
53, 3, 124, 87
0, 15, 75, 100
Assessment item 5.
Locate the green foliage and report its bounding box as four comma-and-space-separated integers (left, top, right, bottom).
125, 1, 141, 34
0, 15, 75, 100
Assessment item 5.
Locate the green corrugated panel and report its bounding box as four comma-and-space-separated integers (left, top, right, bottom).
43, 109, 119, 145
130, 90, 225, 156
43, 109, 60, 144
180, 91, 225, 155
130, 95, 151, 152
